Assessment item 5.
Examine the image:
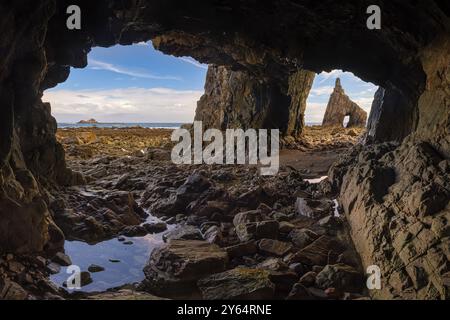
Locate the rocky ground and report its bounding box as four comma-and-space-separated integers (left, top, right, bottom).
2, 126, 370, 300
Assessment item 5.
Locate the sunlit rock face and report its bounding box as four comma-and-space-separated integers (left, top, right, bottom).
330, 38, 450, 299
195, 65, 315, 136
322, 78, 367, 128
0, 0, 448, 300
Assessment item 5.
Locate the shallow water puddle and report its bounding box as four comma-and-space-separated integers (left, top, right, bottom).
50, 214, 174, 293
305, 176, 328, 184
333, 199, 340, 217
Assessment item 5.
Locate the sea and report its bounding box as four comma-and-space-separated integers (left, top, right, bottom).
57, 123, 185, 129
57, 122, 323, 129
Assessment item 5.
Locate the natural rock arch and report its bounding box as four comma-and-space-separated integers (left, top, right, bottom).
194, 65, 315, 136
322, 78, 367, 128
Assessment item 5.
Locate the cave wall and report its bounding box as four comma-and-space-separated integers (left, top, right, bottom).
0, 1, 67, 254
195, 65, 314, 136
330, 36, 450, 299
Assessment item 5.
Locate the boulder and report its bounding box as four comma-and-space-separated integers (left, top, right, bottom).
52, 252, 72, 267
177, 173, 212, 196
235, 220, 279, 242
143, 222, 168, 234
198, 268, 275, 300
278, 221, 295, 233
0, 279, 28, 300
203, 225, 224, 245
87, 289, 168, 300
316, 263, 363, 293
295, 198, 331, 218
233, 210, 261, 226
121, 225, 148, 237
142, 240, 228, 297
146, 148, 171, 161
80, 271, 93, 287
46, 262, 61, 274
88, 264, 105, 273
162, 225, 203, 242
298, 271, 317, 287
288, 228, 319, 249
318, 215, 342, 230
255, 221, 279, 240
288, 236, 344, 266
295, 198, 314, 217
286, 283, 312, 300
225, 241, 258, 259
258, 239, 293, 257
289, 263, 306, 276
150, 172, 213, 217
257, 258, 289, 271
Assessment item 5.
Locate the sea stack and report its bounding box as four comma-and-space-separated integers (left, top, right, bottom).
322, 78, 367, 128
78, 118, 99, 124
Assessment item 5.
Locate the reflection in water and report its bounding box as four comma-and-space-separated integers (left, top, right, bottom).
305, 176, 328, 184
50, 215, 174, 293
333, 199, 340, 217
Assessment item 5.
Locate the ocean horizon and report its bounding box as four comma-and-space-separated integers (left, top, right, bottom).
57, 122, 324, 129
57, 122, 186, 129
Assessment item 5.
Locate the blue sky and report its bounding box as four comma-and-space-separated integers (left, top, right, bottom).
44, 42, 377, 123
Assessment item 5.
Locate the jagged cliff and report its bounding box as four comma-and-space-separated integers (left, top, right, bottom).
322, 78, 367, 128
0, 0, 448, 299
195, 65, 315, 136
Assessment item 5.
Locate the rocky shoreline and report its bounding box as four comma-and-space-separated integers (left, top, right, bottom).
2, 126, 371, 300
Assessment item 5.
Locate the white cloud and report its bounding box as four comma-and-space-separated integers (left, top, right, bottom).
304, 102, 328, 123
135, 41, 149, 46
89, 59, 182, 81
179, 57, 208, 70
43, 87, 204, 123
309, 86, 334, 96
317, 70, 345, 83
353, 97, 375, 112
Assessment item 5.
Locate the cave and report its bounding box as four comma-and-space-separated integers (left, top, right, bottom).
0, 1, 449, 301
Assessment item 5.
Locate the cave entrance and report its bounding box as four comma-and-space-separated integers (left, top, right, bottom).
44, 41, 207, 126
43, 41, 207, 158
41, 42, 208, 292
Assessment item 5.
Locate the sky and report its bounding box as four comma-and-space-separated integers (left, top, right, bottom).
43, 42, 377, 124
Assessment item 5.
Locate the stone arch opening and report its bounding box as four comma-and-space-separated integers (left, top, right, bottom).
43, 42, 207, 125
343, 115, 350, 127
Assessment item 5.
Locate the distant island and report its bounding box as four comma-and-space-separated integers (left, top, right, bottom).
77, 118, 98, 124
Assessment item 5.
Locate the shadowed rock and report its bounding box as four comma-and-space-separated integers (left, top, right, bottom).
195, 65, 314, 136
142, 240, 228, 298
